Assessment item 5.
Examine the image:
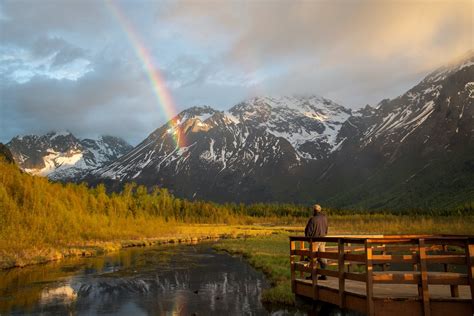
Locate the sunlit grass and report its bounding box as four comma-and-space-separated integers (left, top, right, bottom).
0, 224, 277, 269
327, 214, 474, 235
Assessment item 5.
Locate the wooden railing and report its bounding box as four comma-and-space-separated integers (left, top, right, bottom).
289, 235, 474, 316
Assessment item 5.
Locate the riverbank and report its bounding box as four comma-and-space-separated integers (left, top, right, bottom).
3, 213, 473, 270
214, 232, 295, 305
0, 224, 281, 270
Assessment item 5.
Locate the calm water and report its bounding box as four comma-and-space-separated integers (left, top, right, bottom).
0, 243, 310, 316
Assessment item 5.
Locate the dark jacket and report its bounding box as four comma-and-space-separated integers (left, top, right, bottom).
304, 213, 328, 238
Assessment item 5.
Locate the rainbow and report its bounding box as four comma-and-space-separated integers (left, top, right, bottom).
105, 0, 183, 147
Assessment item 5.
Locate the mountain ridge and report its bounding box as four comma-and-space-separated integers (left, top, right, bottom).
7, 131, 133, 180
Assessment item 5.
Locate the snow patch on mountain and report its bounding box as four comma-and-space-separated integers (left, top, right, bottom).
465, 82, 474, 99
49, 131, 72, 140
7, 132, 132, 180
229, 95, 351, 159
25, 150, 84, 176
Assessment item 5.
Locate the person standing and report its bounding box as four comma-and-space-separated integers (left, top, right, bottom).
304, 204, 328, 280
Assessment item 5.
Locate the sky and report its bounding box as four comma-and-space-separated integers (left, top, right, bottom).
0, 0, 472, 145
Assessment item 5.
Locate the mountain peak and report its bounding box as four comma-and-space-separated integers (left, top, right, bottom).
230, 94, 349, 116
179, 105, 216, 117
226, 95, 352, 159
174, 105, 219, 125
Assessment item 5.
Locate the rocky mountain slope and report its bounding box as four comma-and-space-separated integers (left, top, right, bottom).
307, 52, 474, 209
0, 143, 15, 164
7, 132, 132, 181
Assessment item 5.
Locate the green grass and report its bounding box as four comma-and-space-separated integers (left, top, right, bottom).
214, 232, 295, 305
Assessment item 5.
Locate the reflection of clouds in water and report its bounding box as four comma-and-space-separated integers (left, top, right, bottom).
40, 284, 77, 305
5, 245, 274, 315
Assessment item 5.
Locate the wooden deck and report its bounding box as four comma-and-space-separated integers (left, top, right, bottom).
290, 235, 474, 316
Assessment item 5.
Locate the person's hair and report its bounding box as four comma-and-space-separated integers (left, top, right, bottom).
313, 204, 322, 215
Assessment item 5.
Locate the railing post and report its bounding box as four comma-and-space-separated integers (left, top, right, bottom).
290, 239, 295, 292
466, 239, 474, 313
347, 242, 352, 273
418, 239, 431, 316
382, 243, 388, 271
443, 244, 459, 297
338, 238, 345, 309
311, 239, 319, 300
365, 240, 374, 316
299, 241, 305, 279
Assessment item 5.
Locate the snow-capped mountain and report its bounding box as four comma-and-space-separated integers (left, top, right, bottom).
96, 96, 351, 185
228, 96, 352, 159
94, 52, 473, 208
7, 132, 132, 181
94, 104, 307, 201
360, 53, 473, 151
310, 51, 474, 209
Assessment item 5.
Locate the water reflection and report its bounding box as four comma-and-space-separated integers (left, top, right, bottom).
40, 285, 77, 305
1, 243, 295, 315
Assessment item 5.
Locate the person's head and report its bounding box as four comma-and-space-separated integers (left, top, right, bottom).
313, 204, 322, 215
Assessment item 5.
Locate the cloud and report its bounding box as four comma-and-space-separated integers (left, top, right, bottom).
0, 1, 170, 144
0, 55, 166, 144
0, 0, 472, 145
0, 0, 110, 44
161, 1, 472, 67
31, 36, 87, 67
159, 0, 473, 106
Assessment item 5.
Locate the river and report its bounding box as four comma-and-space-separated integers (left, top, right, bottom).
0, 242, 315, 315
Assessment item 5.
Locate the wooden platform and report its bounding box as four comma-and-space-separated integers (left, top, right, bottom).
290, 235, 474, 316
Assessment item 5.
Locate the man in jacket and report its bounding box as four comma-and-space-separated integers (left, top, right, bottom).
304, 204, 328, 280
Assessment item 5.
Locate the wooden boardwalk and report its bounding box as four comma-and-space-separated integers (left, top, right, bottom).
290, 235, 474, 316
